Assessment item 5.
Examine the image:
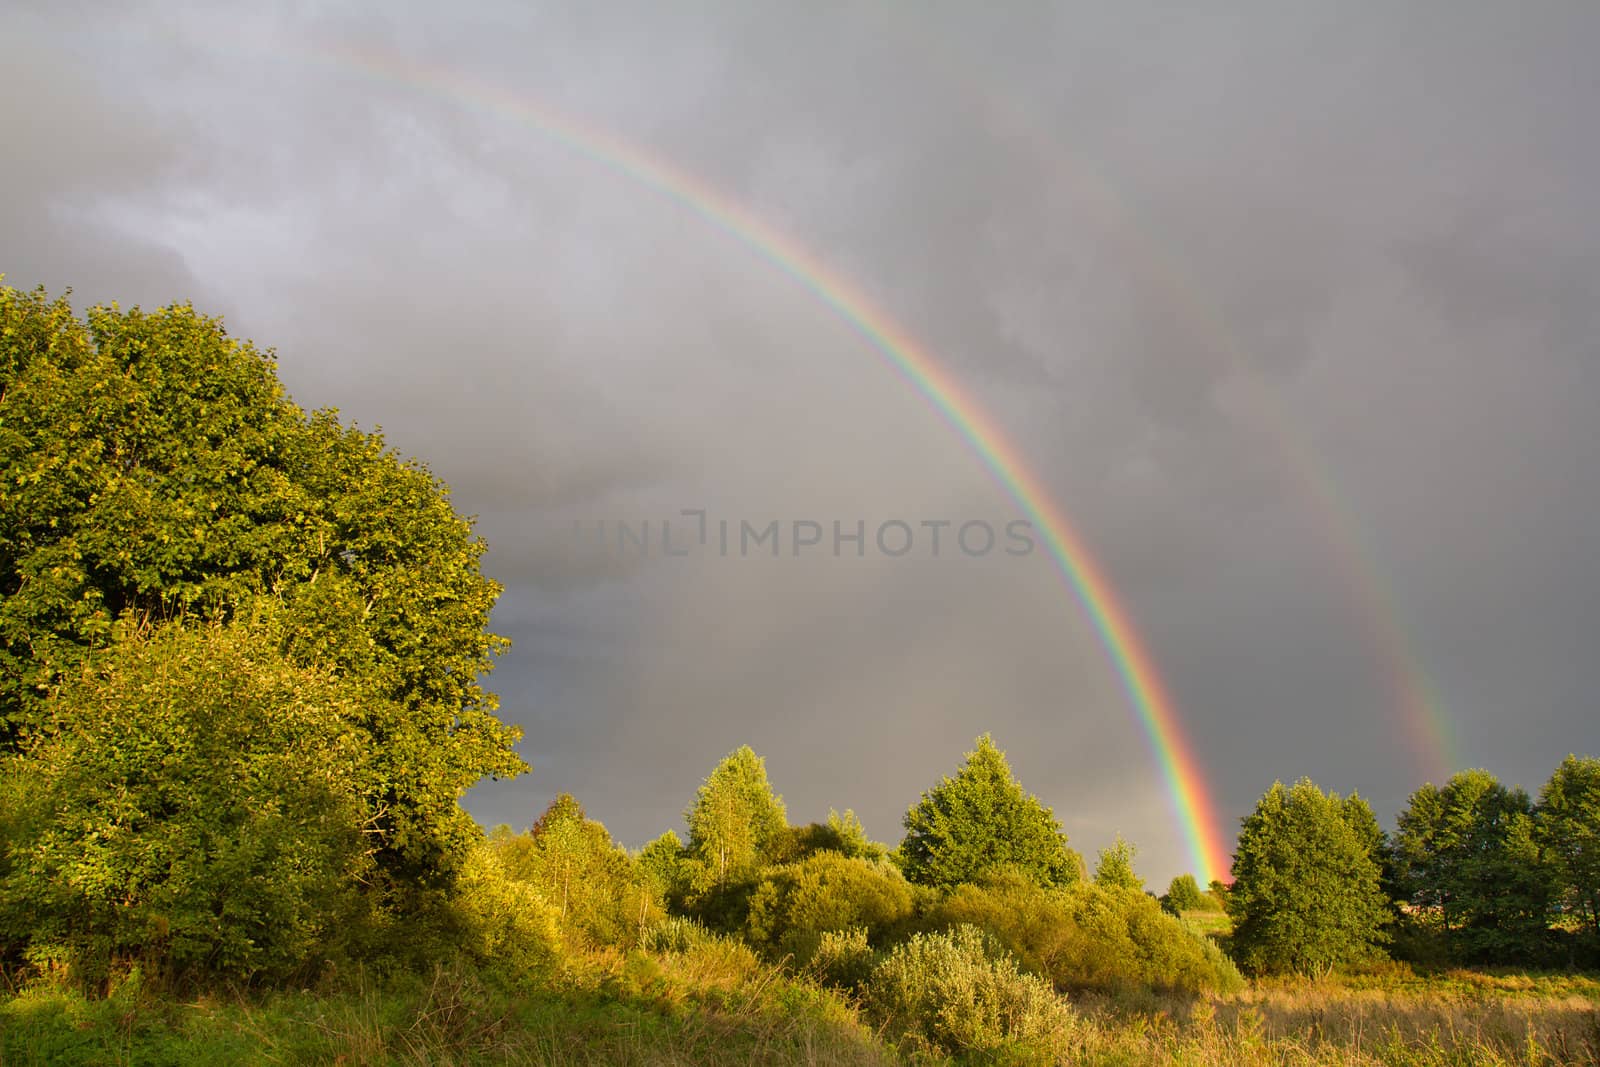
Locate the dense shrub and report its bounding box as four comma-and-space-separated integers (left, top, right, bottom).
492, 796, 659, 950
450, 842, 563, 979
745, 852, 915, 956
783, 809, 888, 862
926, 873, 1243, 997
807, 927, 878, 991
640, 916, 717, 955
0, 621, 375, 987
863, 924, 1072, 1059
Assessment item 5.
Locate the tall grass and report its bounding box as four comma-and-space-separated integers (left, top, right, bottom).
0, 941, 890, 1066
2, 953, 1597, 1065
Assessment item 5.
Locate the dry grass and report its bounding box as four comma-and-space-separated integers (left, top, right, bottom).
1051, 973, 1600, 1067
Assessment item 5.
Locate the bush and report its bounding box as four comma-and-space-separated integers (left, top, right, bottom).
807, 927, 877, 991
1161, 874, 1206, 915
0, 621, 376, 987
863, 924, 1072, 1058
745, 852, 915, 953
640, 916, 716, 955
926, 873, 1243, 997
491, 796, 659, 950
450, 843, 563, 980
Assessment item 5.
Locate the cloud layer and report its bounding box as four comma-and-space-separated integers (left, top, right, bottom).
5, 1, 1597, 882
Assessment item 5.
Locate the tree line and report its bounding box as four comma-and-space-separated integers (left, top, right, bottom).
1, 284, 1595, 1001
1224, 759, 1600, 975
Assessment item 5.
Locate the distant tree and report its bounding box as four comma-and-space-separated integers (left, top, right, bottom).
1227, 779, 1391, 976
684, 746, 789, 890
787, 808, 888, 863
1391, 770, 1554, 963
826, 808, 888, 860
0, 286, 523, 888
636, 830, 688, 905
494, 794, 648, 948
1537, 755, 1600, 940
1094, 835, 1144, 894
1161, 874, 1206, 916
899, 735, 1079, 890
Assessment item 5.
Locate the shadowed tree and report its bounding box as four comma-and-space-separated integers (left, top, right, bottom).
1228, 779, 1391, 976
1392, 770, 1554, 963
899, 735, 1079, 890
1537, 755, 1600, 941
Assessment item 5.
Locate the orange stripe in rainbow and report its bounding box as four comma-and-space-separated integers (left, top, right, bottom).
263, 40, 1236, 883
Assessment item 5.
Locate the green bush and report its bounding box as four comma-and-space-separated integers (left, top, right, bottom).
863, 924, 1072, 1059
1161, 874, 1206, 915
640, 915, 716, 955
926, 872, 1243, 997
0, 621, 375, 987
745, 852, 915, 953
492, 795, 659, 950
807, 927, 878, 991
450, 843, 563, 979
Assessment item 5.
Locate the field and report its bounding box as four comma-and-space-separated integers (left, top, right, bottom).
4, 948, 1597, 1066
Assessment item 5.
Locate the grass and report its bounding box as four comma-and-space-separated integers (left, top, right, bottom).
2, 951, 1598, 1065
1179, 908, 1234, 939
0, 940, 890, 1066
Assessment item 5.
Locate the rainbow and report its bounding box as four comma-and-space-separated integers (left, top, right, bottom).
890, 21, 1459, 784
198, 38, 1235, 882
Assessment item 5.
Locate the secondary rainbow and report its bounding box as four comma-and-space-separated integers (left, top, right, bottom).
284, 41, 1235, 882
893, 22, 1459, 783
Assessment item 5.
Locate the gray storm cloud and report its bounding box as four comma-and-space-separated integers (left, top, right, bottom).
3, 1, 1596, 882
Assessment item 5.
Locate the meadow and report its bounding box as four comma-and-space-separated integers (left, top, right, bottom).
4, 288, 1599, 1065
4, 941, 1598, 1066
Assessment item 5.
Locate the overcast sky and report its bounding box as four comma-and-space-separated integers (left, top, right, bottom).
5, 1, 1596, 882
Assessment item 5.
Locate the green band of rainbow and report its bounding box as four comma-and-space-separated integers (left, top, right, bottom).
285, 42, 1235, 883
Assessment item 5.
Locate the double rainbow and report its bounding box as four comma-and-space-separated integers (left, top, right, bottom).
248, 40, 1237, 882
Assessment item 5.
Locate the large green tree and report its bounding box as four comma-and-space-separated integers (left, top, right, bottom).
899, 735, 1079, 890
1391, 770, 1554, 963
1537, 755, 1600, 940
1227, 779, 1390, 976
0, 286, 524, 883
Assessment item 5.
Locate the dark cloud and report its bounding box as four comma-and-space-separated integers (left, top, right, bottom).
4, 1, 1597, 882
